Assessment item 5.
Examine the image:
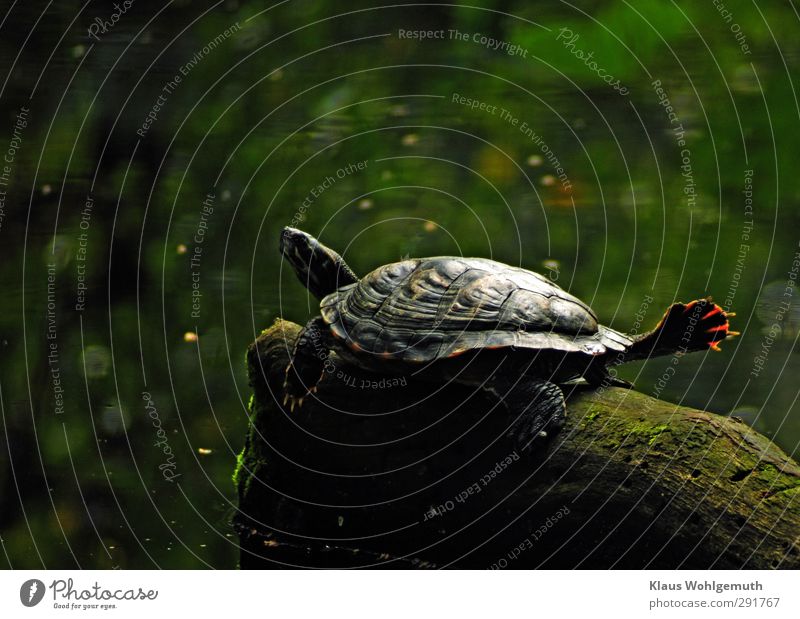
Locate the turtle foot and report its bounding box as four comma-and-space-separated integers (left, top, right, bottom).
282, 316, 328, 413
488, 378, 566, 454
281, 382, 318, 413
654, 298, 737, 353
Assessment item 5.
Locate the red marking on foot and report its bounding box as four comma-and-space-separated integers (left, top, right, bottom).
683, 300, 698, 314
702, 306, 722, 319
705, 324, 729, 334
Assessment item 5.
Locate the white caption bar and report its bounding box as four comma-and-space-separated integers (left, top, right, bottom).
1, 570, 796, 618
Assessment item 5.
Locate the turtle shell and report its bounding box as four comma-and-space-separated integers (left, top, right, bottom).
320, 257, 632, 363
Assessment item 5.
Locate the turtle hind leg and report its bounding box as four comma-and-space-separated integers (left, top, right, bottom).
624, 298, 738, 361
486, 377, 566, 453
283, 316, 329, 412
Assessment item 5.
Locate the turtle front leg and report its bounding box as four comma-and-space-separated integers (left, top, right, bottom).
486, 377, 566, 453
283, 316, 329, 412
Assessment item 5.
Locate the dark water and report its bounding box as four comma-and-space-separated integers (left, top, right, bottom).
0, 1, 798, 568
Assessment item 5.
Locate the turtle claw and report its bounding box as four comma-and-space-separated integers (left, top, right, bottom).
282, 392, 305, 413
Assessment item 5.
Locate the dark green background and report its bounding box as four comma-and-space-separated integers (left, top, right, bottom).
0, 0, 798, 568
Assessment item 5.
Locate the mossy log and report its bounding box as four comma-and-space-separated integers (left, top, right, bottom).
233, 320, 800, 569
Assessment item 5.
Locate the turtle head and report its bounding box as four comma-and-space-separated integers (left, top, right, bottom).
280, 227, 358, 300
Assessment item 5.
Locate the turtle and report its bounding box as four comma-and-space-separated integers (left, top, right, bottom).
278, 227, 738, 451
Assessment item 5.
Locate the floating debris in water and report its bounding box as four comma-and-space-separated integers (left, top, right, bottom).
101, 405, 128, 435
390, 104, 409, 117
198, 448, 213, 455
401, 133, 419, 146
527, 155, 542, 167
358, 199, 373, 210
83, 345, 111, 379
542, 259, 560, 280
176, 244, 187, 254
183, 332, 198, 343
